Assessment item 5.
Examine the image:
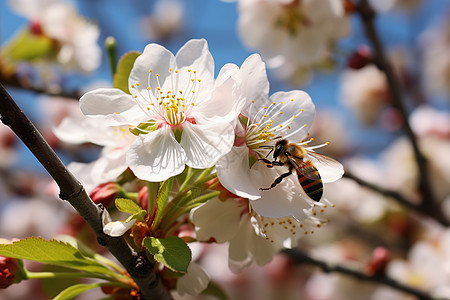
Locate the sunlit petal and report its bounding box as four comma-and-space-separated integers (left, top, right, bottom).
216, 146, 261, 200
180, 122, 234, 169
190, 198, 242, 243
127, 126, 186, 182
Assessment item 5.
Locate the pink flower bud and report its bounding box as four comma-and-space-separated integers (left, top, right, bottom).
0, 127, 16, 149
137, 186, 148, 211
0, 256, 23, 289
89, 182, 122, 207
366, 247, 392, 276
29, 20, 43, 36
347, 45, 372, 70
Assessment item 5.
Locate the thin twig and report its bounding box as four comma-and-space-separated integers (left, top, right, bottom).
343, 171, 449, 226
0, 73, 80, 99
357, 0, 436, 210
0, 84, 171, 300
283, 248, 443, 300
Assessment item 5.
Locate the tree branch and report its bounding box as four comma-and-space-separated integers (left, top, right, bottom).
343, 171, 449, 226
283, 248, 442, 300
357, 0, 436, 210
0, 84, 171, 300
0, 72, 80, 99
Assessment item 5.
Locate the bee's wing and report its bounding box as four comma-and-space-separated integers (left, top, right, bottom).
286, 155, 321, 180
305, 151, 344, 183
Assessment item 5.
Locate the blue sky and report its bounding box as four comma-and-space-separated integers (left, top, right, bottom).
1, 0, 449, 170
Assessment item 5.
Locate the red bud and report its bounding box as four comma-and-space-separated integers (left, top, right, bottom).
366, 247, 392, 276
348, 45, 373, 70
89, 182, 122, 207
0, 256, 23, 289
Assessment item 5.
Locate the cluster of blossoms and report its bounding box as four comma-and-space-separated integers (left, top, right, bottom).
2, 0, 101, 73
53, 38, 343, 296
234, 0, 352, 84
420, 12, 450, 98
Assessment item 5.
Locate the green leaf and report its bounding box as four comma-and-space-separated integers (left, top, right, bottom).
115, 198, 144, 215
54, 235, 96, 258
153, 177, 174, 226
113, 51, 141, 94
116, 198, 147, 222
53, 282, 112, 300
0, 238, 116, 276
125, 210, 147, 223
143, 236, 191, 273
1, 28, 53, 62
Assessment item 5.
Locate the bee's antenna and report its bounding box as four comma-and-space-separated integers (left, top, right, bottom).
259, 145, 274, 158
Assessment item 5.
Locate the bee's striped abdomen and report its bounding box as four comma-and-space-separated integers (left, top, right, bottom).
297, 163, 323, 202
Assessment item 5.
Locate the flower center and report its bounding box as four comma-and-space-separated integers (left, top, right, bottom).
243, 99, 305, 156
130, 68, 201, 126
275, 3, 310, 36
112, 125, 136, 143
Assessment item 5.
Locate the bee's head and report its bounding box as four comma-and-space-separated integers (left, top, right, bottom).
273, 139, 288, 160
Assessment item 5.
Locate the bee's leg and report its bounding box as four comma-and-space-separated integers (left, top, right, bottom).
258, 158, 273, 166
258, 159, 284, 168
259, 166, 293, 191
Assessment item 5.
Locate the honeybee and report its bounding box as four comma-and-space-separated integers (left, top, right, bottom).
259, 139, 342, 202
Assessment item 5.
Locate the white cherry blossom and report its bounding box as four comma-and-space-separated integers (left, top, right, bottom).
190, 196, 330, 272
420, 15, 450, 98
53, 114, 136, 193
216, 54, 343, 220
340, 64, 390, 126
9, 0, 101, 72
236, 0, 350, 81
80, 39, 236, 182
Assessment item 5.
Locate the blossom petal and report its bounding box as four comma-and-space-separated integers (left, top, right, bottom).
228, 214, 274, 273
103, 220, 136, 237
101, 209, 135, 237
193, 76, 242, 124
90, 147, 130, 182
180, 122, 234, 169
67, 161, 99, 193
80, 88, 145, 126
53, 117, 97, 145
175, 39, 214, 78
216, 63, 239, 86
238, 54, 270, 117
175, 39, 215, 104
249, 162, 309, 220
54, 116, 135, 147
129, 43, 176, 102
269, 90, 315, 141
67, 147, 128, 194
176, 262, 209, 296
127, 126, 186, 182
228, 215, 255, 272
216, 146, 261, 200
190, 198, 242, 243
237, 1, 284, 59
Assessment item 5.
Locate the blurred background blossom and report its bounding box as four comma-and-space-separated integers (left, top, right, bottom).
0, 0, 449, 299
